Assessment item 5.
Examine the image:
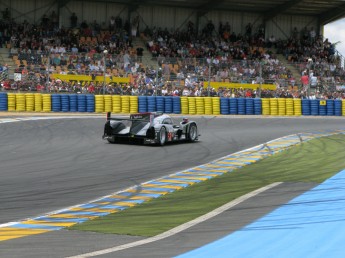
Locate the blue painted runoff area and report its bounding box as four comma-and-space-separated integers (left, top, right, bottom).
176, 169, 345, 258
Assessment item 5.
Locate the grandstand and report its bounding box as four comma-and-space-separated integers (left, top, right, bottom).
1, 0, 345, 97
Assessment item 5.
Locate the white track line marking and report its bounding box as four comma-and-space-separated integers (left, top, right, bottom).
66, 182, 282, 258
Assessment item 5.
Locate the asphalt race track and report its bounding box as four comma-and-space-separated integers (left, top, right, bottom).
1, 115, 345, 257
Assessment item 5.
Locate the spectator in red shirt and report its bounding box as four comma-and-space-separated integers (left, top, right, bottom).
301, 72, 309, 91
88, 84, 95, 93
245, 89, 253, 98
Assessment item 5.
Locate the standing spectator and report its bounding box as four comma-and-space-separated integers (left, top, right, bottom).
71, 44, 78, 53
309, 27, 316, 43
131, 85, 139, 95
136, 46, 144, 62
292, 27, 299, 40
115, 16, 122, 30
187, 20, 194, 35
162, 63, 170, 80
301, 72, 309, 91
161, 85, 168, 96
245, 23, 252, 38
131, 16, 140, 37
301, 27, 309, 41
310, 72, 318, 89
290, 77, 296, 87
185, 75, 193, 88
70, 12, 78, 28
109, 16, 115, 32
268, 35, 276, 48
41, 14, 49, 28
51, 11, 58, 29
182, 87, 190, 96
206, 20, 215, 37
123, 51, 130, 69
2, 8, 10, 20
146, 84, 154, 95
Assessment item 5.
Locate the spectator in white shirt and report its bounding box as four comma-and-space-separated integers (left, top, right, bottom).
182, 87, 190, 96
71, 45, 78, 53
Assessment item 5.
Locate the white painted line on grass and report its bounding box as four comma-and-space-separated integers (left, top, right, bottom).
66, 182, 282, 258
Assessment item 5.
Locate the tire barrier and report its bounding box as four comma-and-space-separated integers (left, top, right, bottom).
95, 95, 104, 113
51, 94, 61, 112
293, 99, 302, 116
220, 97, 229, 115
121, 95, 130, 113
319, 100, 326, 116
16, 93, 26, 112
204, 97, 213, 115
156, 96, 165, 113
195, 97, 205, 115
212, 97, 220, 115
147, 96, 156, 112
2, 94, 345, 117
103, 95, 112, 113
237, 98, 246, 115
254, 98, 262, 115
301, 99, 310, 116
285, 98, 294, 116
229, 98, 238, 114
86, 94, 95, 112
172, 96, 181, 114
7, 93, 16, 111
42, 94, 51, 112
188, 97, 196, 115
77, 94, 87, 112
334, 99, 342, 116
245, 98, 254, 115
181, 97, 188, 114
326, 99, 334, 116
61, 94, 70, 112
278, 98, 286, 116
129, 96, 138, 113
69, 94, 78, 112
138, 96, 147, 113
34, 93, 42, 112
25, 93, 35, 112
310, 99, 319, 116
261, 98, 270, 115
0, 92, 7, 111
164, 96, 173, 114
112, 95, 121, 113
269, 98, 278, 116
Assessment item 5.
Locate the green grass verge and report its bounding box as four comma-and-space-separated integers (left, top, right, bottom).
70, 134, 345, 236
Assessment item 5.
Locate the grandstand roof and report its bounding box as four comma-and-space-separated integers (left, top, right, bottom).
85, 0, 345, 25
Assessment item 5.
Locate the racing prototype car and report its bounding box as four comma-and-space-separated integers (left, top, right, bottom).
102, 112, 199, 145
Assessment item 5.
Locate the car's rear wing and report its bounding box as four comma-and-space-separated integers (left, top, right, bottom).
106, 112, 161, 127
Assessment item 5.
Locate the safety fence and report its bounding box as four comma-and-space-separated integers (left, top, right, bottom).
0, 92, 345, 116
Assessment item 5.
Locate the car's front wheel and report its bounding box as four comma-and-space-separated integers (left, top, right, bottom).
187, 124, 198, 142
157, 126, 167, 146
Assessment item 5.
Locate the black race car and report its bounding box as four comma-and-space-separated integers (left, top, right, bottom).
102, 112, 199, 145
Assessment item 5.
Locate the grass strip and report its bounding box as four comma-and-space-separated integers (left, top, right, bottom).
70, 134, 345, 236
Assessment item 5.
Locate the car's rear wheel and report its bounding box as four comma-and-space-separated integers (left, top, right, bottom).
187, 124, 198, 142
157, 126, 166, 146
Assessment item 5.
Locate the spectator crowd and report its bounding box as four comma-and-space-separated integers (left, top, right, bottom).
1, 10, 345, 100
